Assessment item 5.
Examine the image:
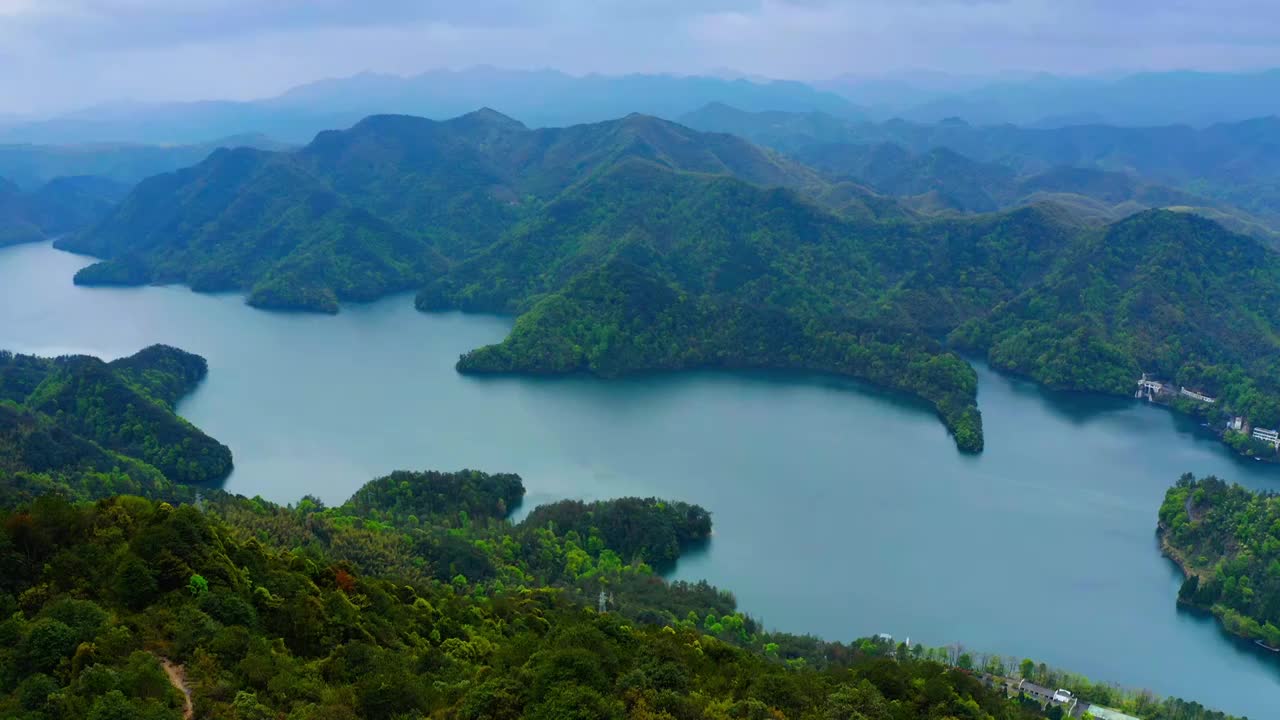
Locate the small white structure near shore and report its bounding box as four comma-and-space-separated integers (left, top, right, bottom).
1086, 706, 1141, 720
1136, 374, 1166, 400
1179, 386, 1216, 404
1253, 427, 1280, 448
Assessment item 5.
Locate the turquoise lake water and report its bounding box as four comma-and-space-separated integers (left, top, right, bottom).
2, 241, 1277, 717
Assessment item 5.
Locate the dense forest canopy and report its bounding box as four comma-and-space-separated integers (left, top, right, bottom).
0, 468, 1240, 720
0, 345, 232, 502
1160, 474, 1280, 648
0, 488, 1069, 720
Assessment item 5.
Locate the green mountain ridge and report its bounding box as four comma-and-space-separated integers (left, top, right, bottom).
57, 110, 1280, 457
952, 211, 1280, 431
62, 111, 840, 314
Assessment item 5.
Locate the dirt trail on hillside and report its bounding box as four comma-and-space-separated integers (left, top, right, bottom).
160, 657, 194, 720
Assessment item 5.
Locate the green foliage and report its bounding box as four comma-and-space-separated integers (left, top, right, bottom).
187, 574, 208, 596
953, 212, 1280, 435
522, 496, 710, 569
343, 469, 525, 522
1160, 474, 1280, 647
67, 110, 1280, 457
0, 346, 232, 502
0, 491, 1062, 720
0, 174, 127, 248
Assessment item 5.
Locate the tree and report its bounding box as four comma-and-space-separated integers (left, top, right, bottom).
114, 554, 158, 610
22, 618, 77, 673
188, 574, 209, 596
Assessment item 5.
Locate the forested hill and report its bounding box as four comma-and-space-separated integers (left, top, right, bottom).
0, 345, 232, 502
1160, 475, 1280, 649
56, 110, 1280, 455
0, 476, 1063, 720
60, 110, 831, 313
952, 210, 1280, 431
0, 174, 128, 248
0, 462, 1240, 718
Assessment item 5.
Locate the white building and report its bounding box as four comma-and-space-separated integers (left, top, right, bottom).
1253, 427, 1280, 447
1180, 386, 1216, 404
1087, 706, 1141, 720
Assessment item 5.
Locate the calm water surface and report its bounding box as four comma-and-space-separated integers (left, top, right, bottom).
3, 241, 1278, 717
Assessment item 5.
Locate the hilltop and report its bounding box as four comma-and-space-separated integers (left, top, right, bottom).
61, 110, 835, 313
57, 110, 1280, 457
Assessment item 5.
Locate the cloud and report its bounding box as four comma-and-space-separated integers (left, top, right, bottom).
1, 0, 1279, 114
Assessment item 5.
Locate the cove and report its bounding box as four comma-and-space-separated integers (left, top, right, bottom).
3, 240, 1279, 718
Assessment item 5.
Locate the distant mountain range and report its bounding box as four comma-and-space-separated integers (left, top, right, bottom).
9, 67, 1280, 147
823, 69, 1280, 127
0, 134, 292, 189
680, 103, 1280, 241
0, 68, 862, 145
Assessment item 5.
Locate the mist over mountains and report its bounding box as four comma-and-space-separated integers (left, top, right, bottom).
7, 66, 1280, 147
0, 68, 860, 145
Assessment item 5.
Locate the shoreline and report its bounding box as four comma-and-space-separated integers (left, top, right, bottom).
1158, 524, 1280, 653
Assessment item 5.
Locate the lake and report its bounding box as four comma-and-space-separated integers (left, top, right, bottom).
3, 240, 1278, 717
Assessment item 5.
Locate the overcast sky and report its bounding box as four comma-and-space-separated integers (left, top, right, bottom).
2, 0, 1280, 115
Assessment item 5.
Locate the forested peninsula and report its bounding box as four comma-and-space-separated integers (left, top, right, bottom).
0, 345, 232, 502
60, 111, 1280, 456
1159, 474, 1280, 649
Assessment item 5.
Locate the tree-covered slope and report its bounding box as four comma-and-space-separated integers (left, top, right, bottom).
57, 110, 1280, 456
790, 141, 1221, 224
0, 345, 232, 499
0, 485, 1065, 720
60, 146, 445, 313
0, 459, 1241, 720
952, 211, 1280, 429
415, 157, 987, 449
1160, 474, 1280, 649
61, 111, 832, 313
0, 175, 127, 248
